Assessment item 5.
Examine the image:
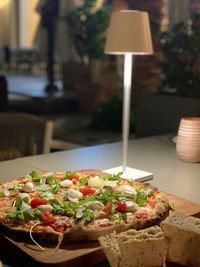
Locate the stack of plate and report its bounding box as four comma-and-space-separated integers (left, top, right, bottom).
176, 117, 200, 163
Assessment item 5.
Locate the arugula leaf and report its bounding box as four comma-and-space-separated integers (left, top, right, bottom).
110, 212, 127, 221
45, 176, 54, 185
49, 199, 78, 216
49, 198, 96, 222
34, 208, 42, 217
141, 188, 154, 197
8, 199, 41, 221
79, 194, 96, 205
112, 172, 123, 180
8, 209, 41, 221
15, 196, 30, 209
35, 184, 49, 192
45, 176, 60, 185
79, 178, 88, 185
0, 190, 4, 197
135, 188, 154, 206
28, 170, 41, 180
82, 209, 94, 222
12, 183, 23, 191
44, 177, 60, 193
49, 199, 64, 213
102, 172, 123, 181
96, 188, 132, 203
135, 190, 148, 206
48, 184, 60, 194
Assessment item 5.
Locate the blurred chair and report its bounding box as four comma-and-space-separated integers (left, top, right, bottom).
43, 120, 82, 153
0, 112, 81, 161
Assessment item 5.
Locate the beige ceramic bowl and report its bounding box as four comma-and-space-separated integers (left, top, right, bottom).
176, 117, 200, 163
176, 145, 200, 162
179, 117, 200, 127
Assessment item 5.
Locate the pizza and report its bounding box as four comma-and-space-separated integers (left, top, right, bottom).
0, 170, 170, 248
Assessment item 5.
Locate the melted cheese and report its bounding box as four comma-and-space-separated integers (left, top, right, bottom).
66, 189, 83, 199
22, 182, 35, 193
88, 176, 105, 189
115, 185, 136, 195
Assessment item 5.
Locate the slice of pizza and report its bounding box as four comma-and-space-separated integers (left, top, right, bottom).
0, 170, 170, 248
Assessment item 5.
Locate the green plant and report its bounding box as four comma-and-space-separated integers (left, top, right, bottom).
66, 0, 109, 63
91, 95, 135, 132
159, 14, 200, 97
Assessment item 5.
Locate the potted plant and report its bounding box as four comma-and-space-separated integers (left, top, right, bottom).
65, 0, 110, 113
159, 14, 200, 97
67, 0, 109, 71
135, 15, 200, 137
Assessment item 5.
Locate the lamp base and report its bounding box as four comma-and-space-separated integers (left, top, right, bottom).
103, 166, 153, 182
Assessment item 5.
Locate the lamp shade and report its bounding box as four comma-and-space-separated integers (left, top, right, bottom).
105, 10, 153, 55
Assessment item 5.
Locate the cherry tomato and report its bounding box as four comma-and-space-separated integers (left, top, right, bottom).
135, 212, 148, 220
116, 201, 126, 213
102, 202, 112, 214
98, 211, 109, 219
67, 175, 79, 182
41, 210, 56, 224
51, 216, 67, 232
97, 202, 112, 219
79, 187, 96, 195
30, 198, 48, 208
148, 197, 156, 208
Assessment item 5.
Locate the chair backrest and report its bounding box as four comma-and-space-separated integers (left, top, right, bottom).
0, 112, 83, 161
43, 120, 82, 153
0, 112, 53, 161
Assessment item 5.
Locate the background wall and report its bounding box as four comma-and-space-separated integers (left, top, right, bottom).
19, 0, 40, 47
0, 0, 39, 48
0, 0, 18, 46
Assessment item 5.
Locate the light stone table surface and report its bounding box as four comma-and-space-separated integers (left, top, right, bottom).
0, 135, 199, 203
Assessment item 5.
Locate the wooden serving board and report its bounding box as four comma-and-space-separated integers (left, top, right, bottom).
0, 171, 200, 267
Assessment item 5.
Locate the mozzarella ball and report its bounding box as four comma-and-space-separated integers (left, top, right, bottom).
22, 182, 35, 193
89, 201, 105, 211
60, 179, 73, 187
66, 189, 83, 199
125, 201, 138, 212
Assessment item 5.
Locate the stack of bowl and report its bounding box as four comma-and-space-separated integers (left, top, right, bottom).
176, 117, 200, 163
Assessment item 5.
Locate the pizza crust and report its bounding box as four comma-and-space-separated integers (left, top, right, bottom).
63, 194, 169, 242
0, 222, 62, 244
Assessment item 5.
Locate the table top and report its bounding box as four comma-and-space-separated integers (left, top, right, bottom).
0, 135, 200, 267
0, 134, 199, 204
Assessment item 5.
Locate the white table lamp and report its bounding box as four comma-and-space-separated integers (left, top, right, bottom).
104, 10, 153, 178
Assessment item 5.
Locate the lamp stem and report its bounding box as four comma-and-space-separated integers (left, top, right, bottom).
122, 53, 133, 173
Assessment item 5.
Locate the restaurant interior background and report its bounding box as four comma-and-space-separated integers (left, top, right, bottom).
0, 0, 200, 161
